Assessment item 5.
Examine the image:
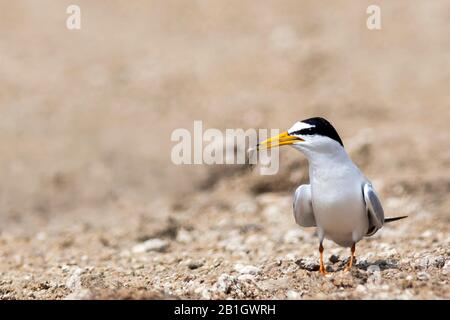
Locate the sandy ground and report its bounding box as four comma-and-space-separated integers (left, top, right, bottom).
0, 1, 449, 299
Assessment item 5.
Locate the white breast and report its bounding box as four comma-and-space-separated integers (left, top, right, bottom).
310, 162, 369, 247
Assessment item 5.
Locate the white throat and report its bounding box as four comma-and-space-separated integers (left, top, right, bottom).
290, 139, 357, 180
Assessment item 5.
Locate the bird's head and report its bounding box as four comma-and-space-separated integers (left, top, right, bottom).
256, 117, 344, 155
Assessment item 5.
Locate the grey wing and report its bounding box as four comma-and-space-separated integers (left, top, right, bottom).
363, 183, 385, 236
293, 184, 316, 227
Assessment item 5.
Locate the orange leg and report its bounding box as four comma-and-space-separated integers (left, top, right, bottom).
319, 243, 328, 275
344, 243, 356, 272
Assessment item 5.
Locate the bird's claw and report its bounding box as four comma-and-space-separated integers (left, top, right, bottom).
319, 266, 328, 275
343, 259, 354, 272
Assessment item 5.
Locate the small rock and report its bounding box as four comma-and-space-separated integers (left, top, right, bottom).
23, 274, 33, 281
329, 254, 340, 264
237, 274, 255, 282
417, 272, 430, 281
286, 290, 300, 299
132, 238, 168, 253
187, 260, 204, 270
367, 264, 381, 274
418, 256, 445, 270
367, 265, 382, 284
356, 258, 369, 269
285, 253, 297, 261
61, 265, 71, 273
234, 264, 261, 275
200, 288, 211, 299
66, 267, 84, 290
295, 258, 320, 271
194, 285, 208, 296
443, 260, 450, 275
216, 274, 236, 293
382, 248, 398, 258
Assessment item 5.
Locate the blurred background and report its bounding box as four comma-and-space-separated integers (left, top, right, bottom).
1, 0, 449, 217
0, 1, 448, 299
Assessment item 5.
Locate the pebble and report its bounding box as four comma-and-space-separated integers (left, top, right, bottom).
295, 258, 320, 271
237, 274, 255, 282
286, 290, 300, 299
200, 288, 211, 299
329, 254, 340, 264
356, 258, 369, 269
66, 267, 84, 290
417, 256, 445, 270
285, 253, 297, 261
132, 238, 168, 253
381, 248, 398, 258
61, 265, 71, 273
367, 265, 381, 284
234, 264, 261, 275
443, 260, 450, 275
187, 260, 204, 270
216, 274, 236, 293
367, 265, 381, 274
417, 272, 430, 281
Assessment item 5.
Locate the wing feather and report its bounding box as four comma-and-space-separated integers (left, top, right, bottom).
363, 183, 385, 236
293, 184, 316, 227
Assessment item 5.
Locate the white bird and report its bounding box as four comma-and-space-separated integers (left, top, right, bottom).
255, 117, 406, 274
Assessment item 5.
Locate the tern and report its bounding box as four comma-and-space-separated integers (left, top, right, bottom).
255, 117, 406, 274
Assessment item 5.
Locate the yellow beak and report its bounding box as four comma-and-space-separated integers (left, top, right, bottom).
257, 131, 303, 150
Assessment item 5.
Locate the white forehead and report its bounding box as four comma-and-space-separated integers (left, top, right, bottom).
288, 121, 315, 134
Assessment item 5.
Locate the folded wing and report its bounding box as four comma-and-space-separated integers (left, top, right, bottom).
363, 183, 385, 236
293, 184, 316, 227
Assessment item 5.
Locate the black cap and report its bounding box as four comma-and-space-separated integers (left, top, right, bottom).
289, 117, 344, 147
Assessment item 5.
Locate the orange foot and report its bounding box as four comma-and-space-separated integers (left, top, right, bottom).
319, 243, 328, 275
319, 264, 328, 275
343, 243, 356, 272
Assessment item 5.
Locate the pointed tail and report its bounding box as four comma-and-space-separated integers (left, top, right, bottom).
384, 216, 408, 223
